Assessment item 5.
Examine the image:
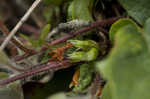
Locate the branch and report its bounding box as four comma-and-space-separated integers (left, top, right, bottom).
48, 16, 123, 45
0, 21, 36, 54
0, 60, 72, 86
46, 20, 90, 41
0, 0, 42, 50
14, 16, 123, 61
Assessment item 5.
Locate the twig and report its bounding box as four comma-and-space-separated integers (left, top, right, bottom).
98, 27, 108, 34
21, 23, 41, 36
90, 74, 101, 99
0, 21, 36, 54
0, 60, 72, 86
0, 0, 42, 51
46, 20, 90, 41
48, 16, 123, 45
14, 16, 123, 61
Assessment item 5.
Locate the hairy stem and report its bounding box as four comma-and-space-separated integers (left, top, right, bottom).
0, 60, 72, 86
14, 16, 123, 61
48, 17, 122, 45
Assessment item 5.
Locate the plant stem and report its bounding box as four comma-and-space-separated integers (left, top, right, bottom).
0, 20, 36, 54
0, 60, 72, 86
90, 74, 101, 99
0, 0, 42, 51
48, 17, 122, 45
14, 16, 123, 61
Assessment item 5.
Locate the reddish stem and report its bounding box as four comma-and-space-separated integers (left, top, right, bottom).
48, 17, 122, 45
14, 16, 123, 61
0, 20, 36, 54
0, 60, 72, 86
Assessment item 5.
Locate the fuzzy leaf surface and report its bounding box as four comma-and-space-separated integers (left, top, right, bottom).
96, 19, 150, 99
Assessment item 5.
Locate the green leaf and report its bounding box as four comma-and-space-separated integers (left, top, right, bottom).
20, 24, 50, 49
96, 19, 150, 99
68, 0, 93, 21
0, 50, 10, 65
118, 0, 150, 25
68, 40, 99, 62
47, 92, 90, 99
68, 40, 99, 50
47, 93, 67, 99
68, 51, 87, 62
73, 64, 93, 93
0, 82, 24, 99
109, 18, 139, 42
38, 24, 51, 46
44, 0, 62, 6
20, 34, 37, 48
86, 48, 99, 61
0, 69, 23, 99
68, 2, 74, 21
144, 18, 150, 50
68, 48, 99, 62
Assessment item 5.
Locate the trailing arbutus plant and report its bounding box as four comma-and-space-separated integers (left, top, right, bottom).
0, 0, 150, 99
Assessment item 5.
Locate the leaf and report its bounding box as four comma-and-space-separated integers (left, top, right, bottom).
20, 24, 50, 49
0, 82, 24, 99
73, 64, 93, 93
0, 50, 10, 65
118, 0, 150, 25
68, 0, 93, 21
68, 40, 99, 62
44, 0, 62, 6
68, 3, 74, 21
68, 40, 99, 50
68, 51, 88, 62
68, 48, 99, 62
47, 93, 67, 99
144, 18, 150, 50
47, 92, 90, 99
38, 24, 51, 46
109, 18, 139, 42
0, 69, 24, 99
96, 19, 150, 99
20, 34, 37, 48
